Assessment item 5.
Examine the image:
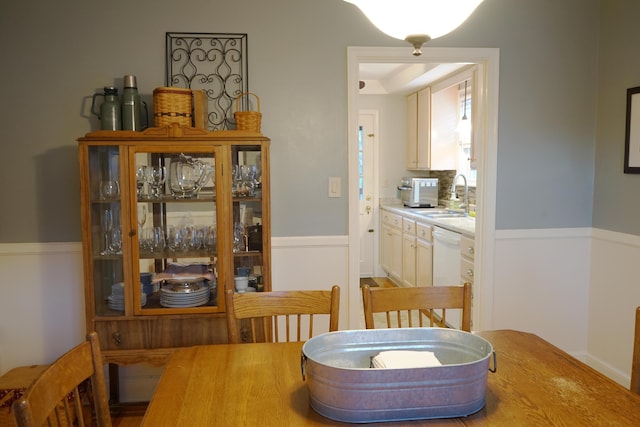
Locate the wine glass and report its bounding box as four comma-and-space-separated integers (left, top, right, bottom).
147, 166, 166, 199
100, 209, 113, 255
136, 166, 147, 200
137, 204, 147, 232
100, 180, 120, 201
109, 227, 122, 254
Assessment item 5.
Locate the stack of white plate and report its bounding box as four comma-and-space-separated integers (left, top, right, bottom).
160, 281, 210, 308
108, 282, 125, 312
107, 282, 147, 311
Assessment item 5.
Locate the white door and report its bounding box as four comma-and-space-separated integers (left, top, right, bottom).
359, 111, 378, 277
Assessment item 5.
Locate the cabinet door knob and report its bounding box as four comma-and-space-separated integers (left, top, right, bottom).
128, 229, 136, 237
112, 332, 122, 345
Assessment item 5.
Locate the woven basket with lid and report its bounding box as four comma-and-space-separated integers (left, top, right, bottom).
153, 87, 193, 127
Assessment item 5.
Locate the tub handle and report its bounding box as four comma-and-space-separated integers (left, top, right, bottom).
488, 351, 497, 373
301, 352, 307, 381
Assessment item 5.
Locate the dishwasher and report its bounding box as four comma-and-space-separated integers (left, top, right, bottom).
432, 226, 462, 328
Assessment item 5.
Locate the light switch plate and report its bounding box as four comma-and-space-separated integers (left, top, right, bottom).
328, 177, 341, 198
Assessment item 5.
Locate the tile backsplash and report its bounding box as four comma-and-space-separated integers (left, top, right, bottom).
417, 170, 476, 206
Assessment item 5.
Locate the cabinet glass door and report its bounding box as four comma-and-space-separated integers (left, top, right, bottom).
133, 148, 219, 315
88, 145, 125, 317
231, 145, 266, 293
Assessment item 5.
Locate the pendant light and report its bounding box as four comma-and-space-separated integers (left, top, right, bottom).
462, 80, 468, 121
344, 0, 484, 56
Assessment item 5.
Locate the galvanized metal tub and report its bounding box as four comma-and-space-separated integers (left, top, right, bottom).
301, 328, 495, 423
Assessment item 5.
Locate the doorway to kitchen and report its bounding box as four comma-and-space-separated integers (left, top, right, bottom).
346, 47, 499, 331
358, 110, 378, 277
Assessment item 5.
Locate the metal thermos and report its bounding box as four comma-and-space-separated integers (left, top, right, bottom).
91, 86, 122, 130
121, 75, 148, 131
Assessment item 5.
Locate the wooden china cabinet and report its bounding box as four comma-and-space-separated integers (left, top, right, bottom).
77, 124, 270, 401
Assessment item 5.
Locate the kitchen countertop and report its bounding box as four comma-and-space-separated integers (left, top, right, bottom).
381, 201, 476, 237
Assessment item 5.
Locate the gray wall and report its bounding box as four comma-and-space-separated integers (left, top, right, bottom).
0, 0, 612, 243
593, 0, 640, 235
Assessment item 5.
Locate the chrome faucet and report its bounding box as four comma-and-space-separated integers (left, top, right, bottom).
451, 173, 469, 214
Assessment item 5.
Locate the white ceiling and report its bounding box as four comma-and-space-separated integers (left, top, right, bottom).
359, 62, 469, 95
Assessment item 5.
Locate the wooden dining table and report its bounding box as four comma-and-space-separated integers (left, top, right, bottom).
140, 330, 640, 426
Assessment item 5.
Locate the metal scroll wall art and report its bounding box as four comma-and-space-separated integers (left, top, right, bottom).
166, 32, 248, 131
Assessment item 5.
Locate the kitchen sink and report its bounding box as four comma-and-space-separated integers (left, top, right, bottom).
424, 212, 468, 218
409, 209, 452, 215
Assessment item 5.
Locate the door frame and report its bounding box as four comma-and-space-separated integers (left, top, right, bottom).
346, 46, 500, 331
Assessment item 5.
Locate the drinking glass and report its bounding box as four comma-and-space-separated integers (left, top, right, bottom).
100, 180, 120, 200
137, 204, 147, 231
147, 166, 166, 199
100, 209, 113, 255
109, 227, 123, 254
136, 166, 148, 200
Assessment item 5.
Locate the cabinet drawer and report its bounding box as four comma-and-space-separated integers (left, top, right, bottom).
416, 222, 433, 242
95, 317, 228, 351
382, 211, 402, 229
460, 257, 474, 283
402, 218, 416, 235
461, 235, 475, 261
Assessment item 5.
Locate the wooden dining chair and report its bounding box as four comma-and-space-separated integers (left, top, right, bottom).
362, 283, 472, 332
631, 306, 640, 394
225, 286, 340, 343
12, 331, 112, 427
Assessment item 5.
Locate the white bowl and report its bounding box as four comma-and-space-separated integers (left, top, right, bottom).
234, 276, 249, 292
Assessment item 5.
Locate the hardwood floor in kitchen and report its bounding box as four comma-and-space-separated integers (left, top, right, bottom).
360, 276, 398, 288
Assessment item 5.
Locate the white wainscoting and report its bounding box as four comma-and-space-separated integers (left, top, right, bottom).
492, 227, 640, 388
0, 243, 86, 375
1, 229, 638, 398
586, 228, 640, 387
492, 228, 592, 354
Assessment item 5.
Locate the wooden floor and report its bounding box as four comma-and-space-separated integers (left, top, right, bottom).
360, 276, 398, 288
111, 277, 396, 427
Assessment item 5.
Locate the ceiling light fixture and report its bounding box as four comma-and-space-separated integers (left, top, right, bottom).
344, 0, 484, 56
462, 80, 468, 120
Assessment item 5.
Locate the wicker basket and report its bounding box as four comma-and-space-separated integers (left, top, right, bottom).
234, 92, 262, 132
153, 87, 193, 127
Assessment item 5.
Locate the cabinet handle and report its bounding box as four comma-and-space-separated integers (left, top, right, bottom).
128, 229, 136, 237
467, 246, 474, 255
466, 269, 474, 277
112, 332, 122, 346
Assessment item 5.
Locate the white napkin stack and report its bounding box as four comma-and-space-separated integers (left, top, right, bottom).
371, 350, 442, 369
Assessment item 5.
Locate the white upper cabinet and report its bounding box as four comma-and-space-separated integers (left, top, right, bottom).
406, 66, 479, 173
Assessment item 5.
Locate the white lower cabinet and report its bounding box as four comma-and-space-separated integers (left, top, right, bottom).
416, 222, 433, 287
460, 234, 475, 284
381, 210, 402, 283
381, 208, 434, 287
402, 218, 417, 287
460, 234, 475, 329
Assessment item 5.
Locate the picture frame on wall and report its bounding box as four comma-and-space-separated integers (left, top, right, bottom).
624, 86, 640, 173
166, 32, 248, 131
